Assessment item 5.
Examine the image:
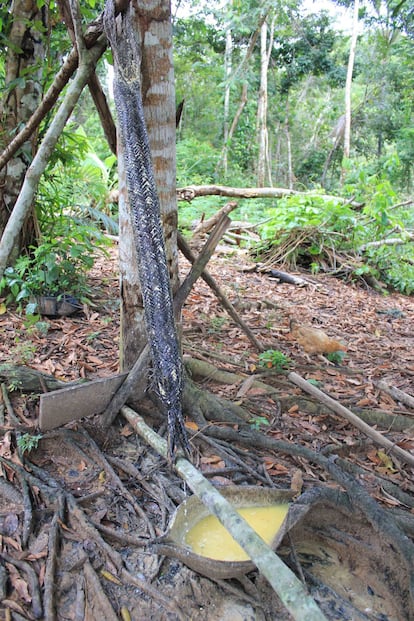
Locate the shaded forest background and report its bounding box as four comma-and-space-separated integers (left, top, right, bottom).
0, 0, 413, 304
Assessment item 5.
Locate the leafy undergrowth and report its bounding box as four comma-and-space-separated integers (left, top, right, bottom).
0, 241, 413, 620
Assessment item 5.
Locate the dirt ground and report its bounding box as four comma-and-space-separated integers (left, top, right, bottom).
0, 242, 413, 620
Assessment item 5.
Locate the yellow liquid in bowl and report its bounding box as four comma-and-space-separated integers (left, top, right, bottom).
185, 504, 289, 562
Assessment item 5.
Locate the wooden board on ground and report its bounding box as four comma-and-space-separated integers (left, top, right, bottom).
39, 372, 128, 430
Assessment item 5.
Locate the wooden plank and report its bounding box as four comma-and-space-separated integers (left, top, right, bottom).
39, 373, 128, 430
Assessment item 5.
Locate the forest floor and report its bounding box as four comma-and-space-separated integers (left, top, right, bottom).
0, 240, 413, 621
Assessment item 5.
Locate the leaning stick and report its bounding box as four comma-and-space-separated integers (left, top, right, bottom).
288, 371, 414, 468
178, 232, 264, 352
121, 404, 328, 621
101, 214, 232, 428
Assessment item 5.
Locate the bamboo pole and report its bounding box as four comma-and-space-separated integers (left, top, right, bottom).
121, 404, 328, 621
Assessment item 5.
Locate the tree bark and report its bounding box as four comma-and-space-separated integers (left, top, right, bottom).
256, 17, 274, 187
118, 0, 180, 369
341, 0, 360, 182
221, 21, 233, 176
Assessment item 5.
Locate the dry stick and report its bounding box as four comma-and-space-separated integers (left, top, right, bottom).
87, 72, 117, 155
100, 345, 149, 428
199, 433, 270, 486
107, 456, 173, 530
375, 380, 414, 411
60, 1, 116, 155
191, 201, 238, 237
101, 214, 232, 428
176, 184, 363, 208
173, 213, 231, 314
106, 455, 161, 500
178, 233, 265, 352
121, 404, 328, 621
288, 371, 414, 469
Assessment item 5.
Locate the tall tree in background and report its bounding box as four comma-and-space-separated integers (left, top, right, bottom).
221, 10, 233, 176
342, 0, 360, 178
256, 14, 274, 187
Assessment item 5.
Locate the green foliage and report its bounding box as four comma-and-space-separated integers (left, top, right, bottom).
17, 433, 42, 456
37, 124, 118, 234
8, 339, 36, 365
256, 165, 414, 294
258, 350, 292, 370
176, 137, 220, 186
172, 2, 414, 191
248, 415, 269, 430
274, 13, 341, 94
326, 350, 346, 365
177, 137, 227, 230
207, 315, 227, 334
0, 225, 108, 313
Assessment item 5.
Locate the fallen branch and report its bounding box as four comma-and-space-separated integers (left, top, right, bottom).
375, 380, 414, 411
265, 269, 310, 286
288, 371, 414, 468
190, 201, 238, 238
176, 184, 360, 207
120, 404, 328, 621
174, 214, 231, 314
359, 234, 414, 252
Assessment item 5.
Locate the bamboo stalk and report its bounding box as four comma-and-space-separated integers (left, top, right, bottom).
120, 404, 328, 621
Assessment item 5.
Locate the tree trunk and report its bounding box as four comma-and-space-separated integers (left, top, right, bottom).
118, 0, 179, 369
285, 98, 294, 189
0, 0, 45, 255
256, 17, 274, 187
341, 0, 360, 182
221, 24, 233, 176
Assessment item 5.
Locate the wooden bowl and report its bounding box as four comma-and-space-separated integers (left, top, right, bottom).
153, 486, 305, 579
